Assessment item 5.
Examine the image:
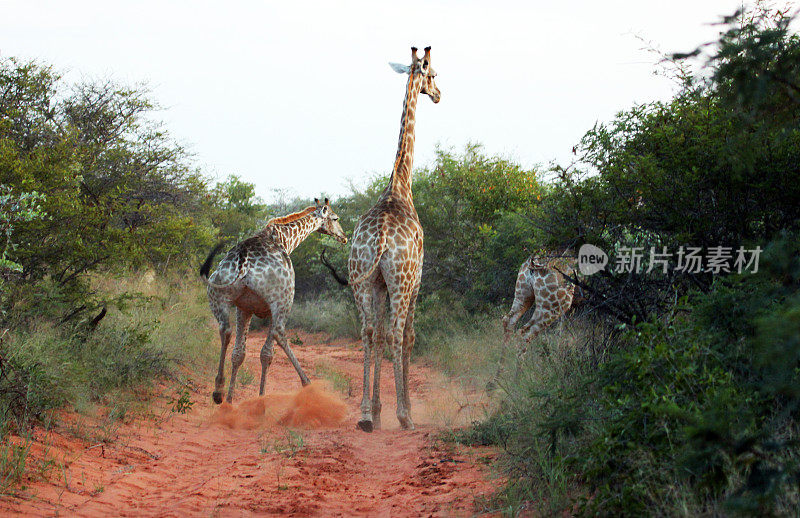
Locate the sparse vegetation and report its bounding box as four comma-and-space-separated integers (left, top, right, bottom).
287, 293, 360, 340
169, 387, 195, 414
0, 435, 31, 495
289, 291, 510, 388
237, 368, 255, 388
266, 429, 306, 459
314, 360, 351, 396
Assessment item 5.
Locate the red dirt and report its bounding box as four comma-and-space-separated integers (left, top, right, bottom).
1, 329, 501, 516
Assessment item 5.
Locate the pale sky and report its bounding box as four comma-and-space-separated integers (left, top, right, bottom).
1, 0, 753, 200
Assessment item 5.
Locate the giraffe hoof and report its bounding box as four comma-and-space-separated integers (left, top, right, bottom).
357, 419, 374, 433
212, 391, 223, 405
398, 417, 415, 430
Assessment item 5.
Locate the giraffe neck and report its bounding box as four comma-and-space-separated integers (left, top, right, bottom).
384, 72, 423, 205
264, 215, 321, 254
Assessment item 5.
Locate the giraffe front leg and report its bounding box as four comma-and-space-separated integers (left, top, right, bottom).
371, 333, 383, 430
227, 309, 252, 404
358, 326, 374, 432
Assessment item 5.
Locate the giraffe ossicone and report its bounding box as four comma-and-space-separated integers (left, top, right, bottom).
348, 46, 440, 432
200, 198, 347, 404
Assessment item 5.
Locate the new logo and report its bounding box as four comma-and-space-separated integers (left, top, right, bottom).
578, 244, 608, 276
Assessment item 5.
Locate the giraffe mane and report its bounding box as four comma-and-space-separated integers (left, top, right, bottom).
265, 206, 317, 226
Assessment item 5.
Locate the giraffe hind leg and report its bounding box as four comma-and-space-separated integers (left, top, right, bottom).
503, 271, 536, 345
387, 291, 414, 430
274, 317, 310, 386
401, 289, 419, 413
210, 297, 232, 405
226, 308, 252, 403
502, 297, 533, 345
353, 284, 376, 432
213, 325, 232, 404
258, 313, 274, 396
370, 283, 388, 430
518, 304, 563, 366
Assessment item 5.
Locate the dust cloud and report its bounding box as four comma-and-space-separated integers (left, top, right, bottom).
211, 381, 348, 429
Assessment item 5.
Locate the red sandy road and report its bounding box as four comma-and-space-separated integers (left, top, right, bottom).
2, 329, 500, 517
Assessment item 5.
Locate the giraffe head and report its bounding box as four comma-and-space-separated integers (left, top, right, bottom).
313, 198, 347, 244
390, 46, 441, 104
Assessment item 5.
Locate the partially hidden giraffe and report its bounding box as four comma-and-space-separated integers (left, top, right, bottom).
348, 46, 440, 432
502, 250, 579, 360
200, 198, 347, 404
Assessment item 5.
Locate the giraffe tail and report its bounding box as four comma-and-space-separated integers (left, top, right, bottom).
321, 248, 349, 286
199, 242, 227, 281
199, 242, 249, 289
348, 227, 387, 286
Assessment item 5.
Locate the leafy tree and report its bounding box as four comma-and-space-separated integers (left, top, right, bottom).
535, 3, 800, 324
0, 185, 44, 273
0, 58, 216, 323
413, 144, 544, 306
209, 174, 267, 242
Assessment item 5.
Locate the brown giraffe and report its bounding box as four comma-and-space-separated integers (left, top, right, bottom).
502, 250, 578, 359
348, 46, 440, 432
200, 198, 347, 404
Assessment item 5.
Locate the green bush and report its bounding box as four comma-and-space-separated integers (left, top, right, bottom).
467, 232, 800, 515
456, 7, 800, 514
0, 273, 215, 435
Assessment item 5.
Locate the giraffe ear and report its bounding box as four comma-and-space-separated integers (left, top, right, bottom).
314, 198, 320, 206
324, 197, 329, 206
389, 62, 411, 74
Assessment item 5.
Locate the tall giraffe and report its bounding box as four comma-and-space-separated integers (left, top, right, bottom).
348, 46, 440, 432
200, 199, 347, 404
502, 250, 578, 360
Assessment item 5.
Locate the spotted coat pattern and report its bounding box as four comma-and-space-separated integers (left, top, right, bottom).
205, 200, 347, 404
348, 47, 440, 432
502, 250, 578, 360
